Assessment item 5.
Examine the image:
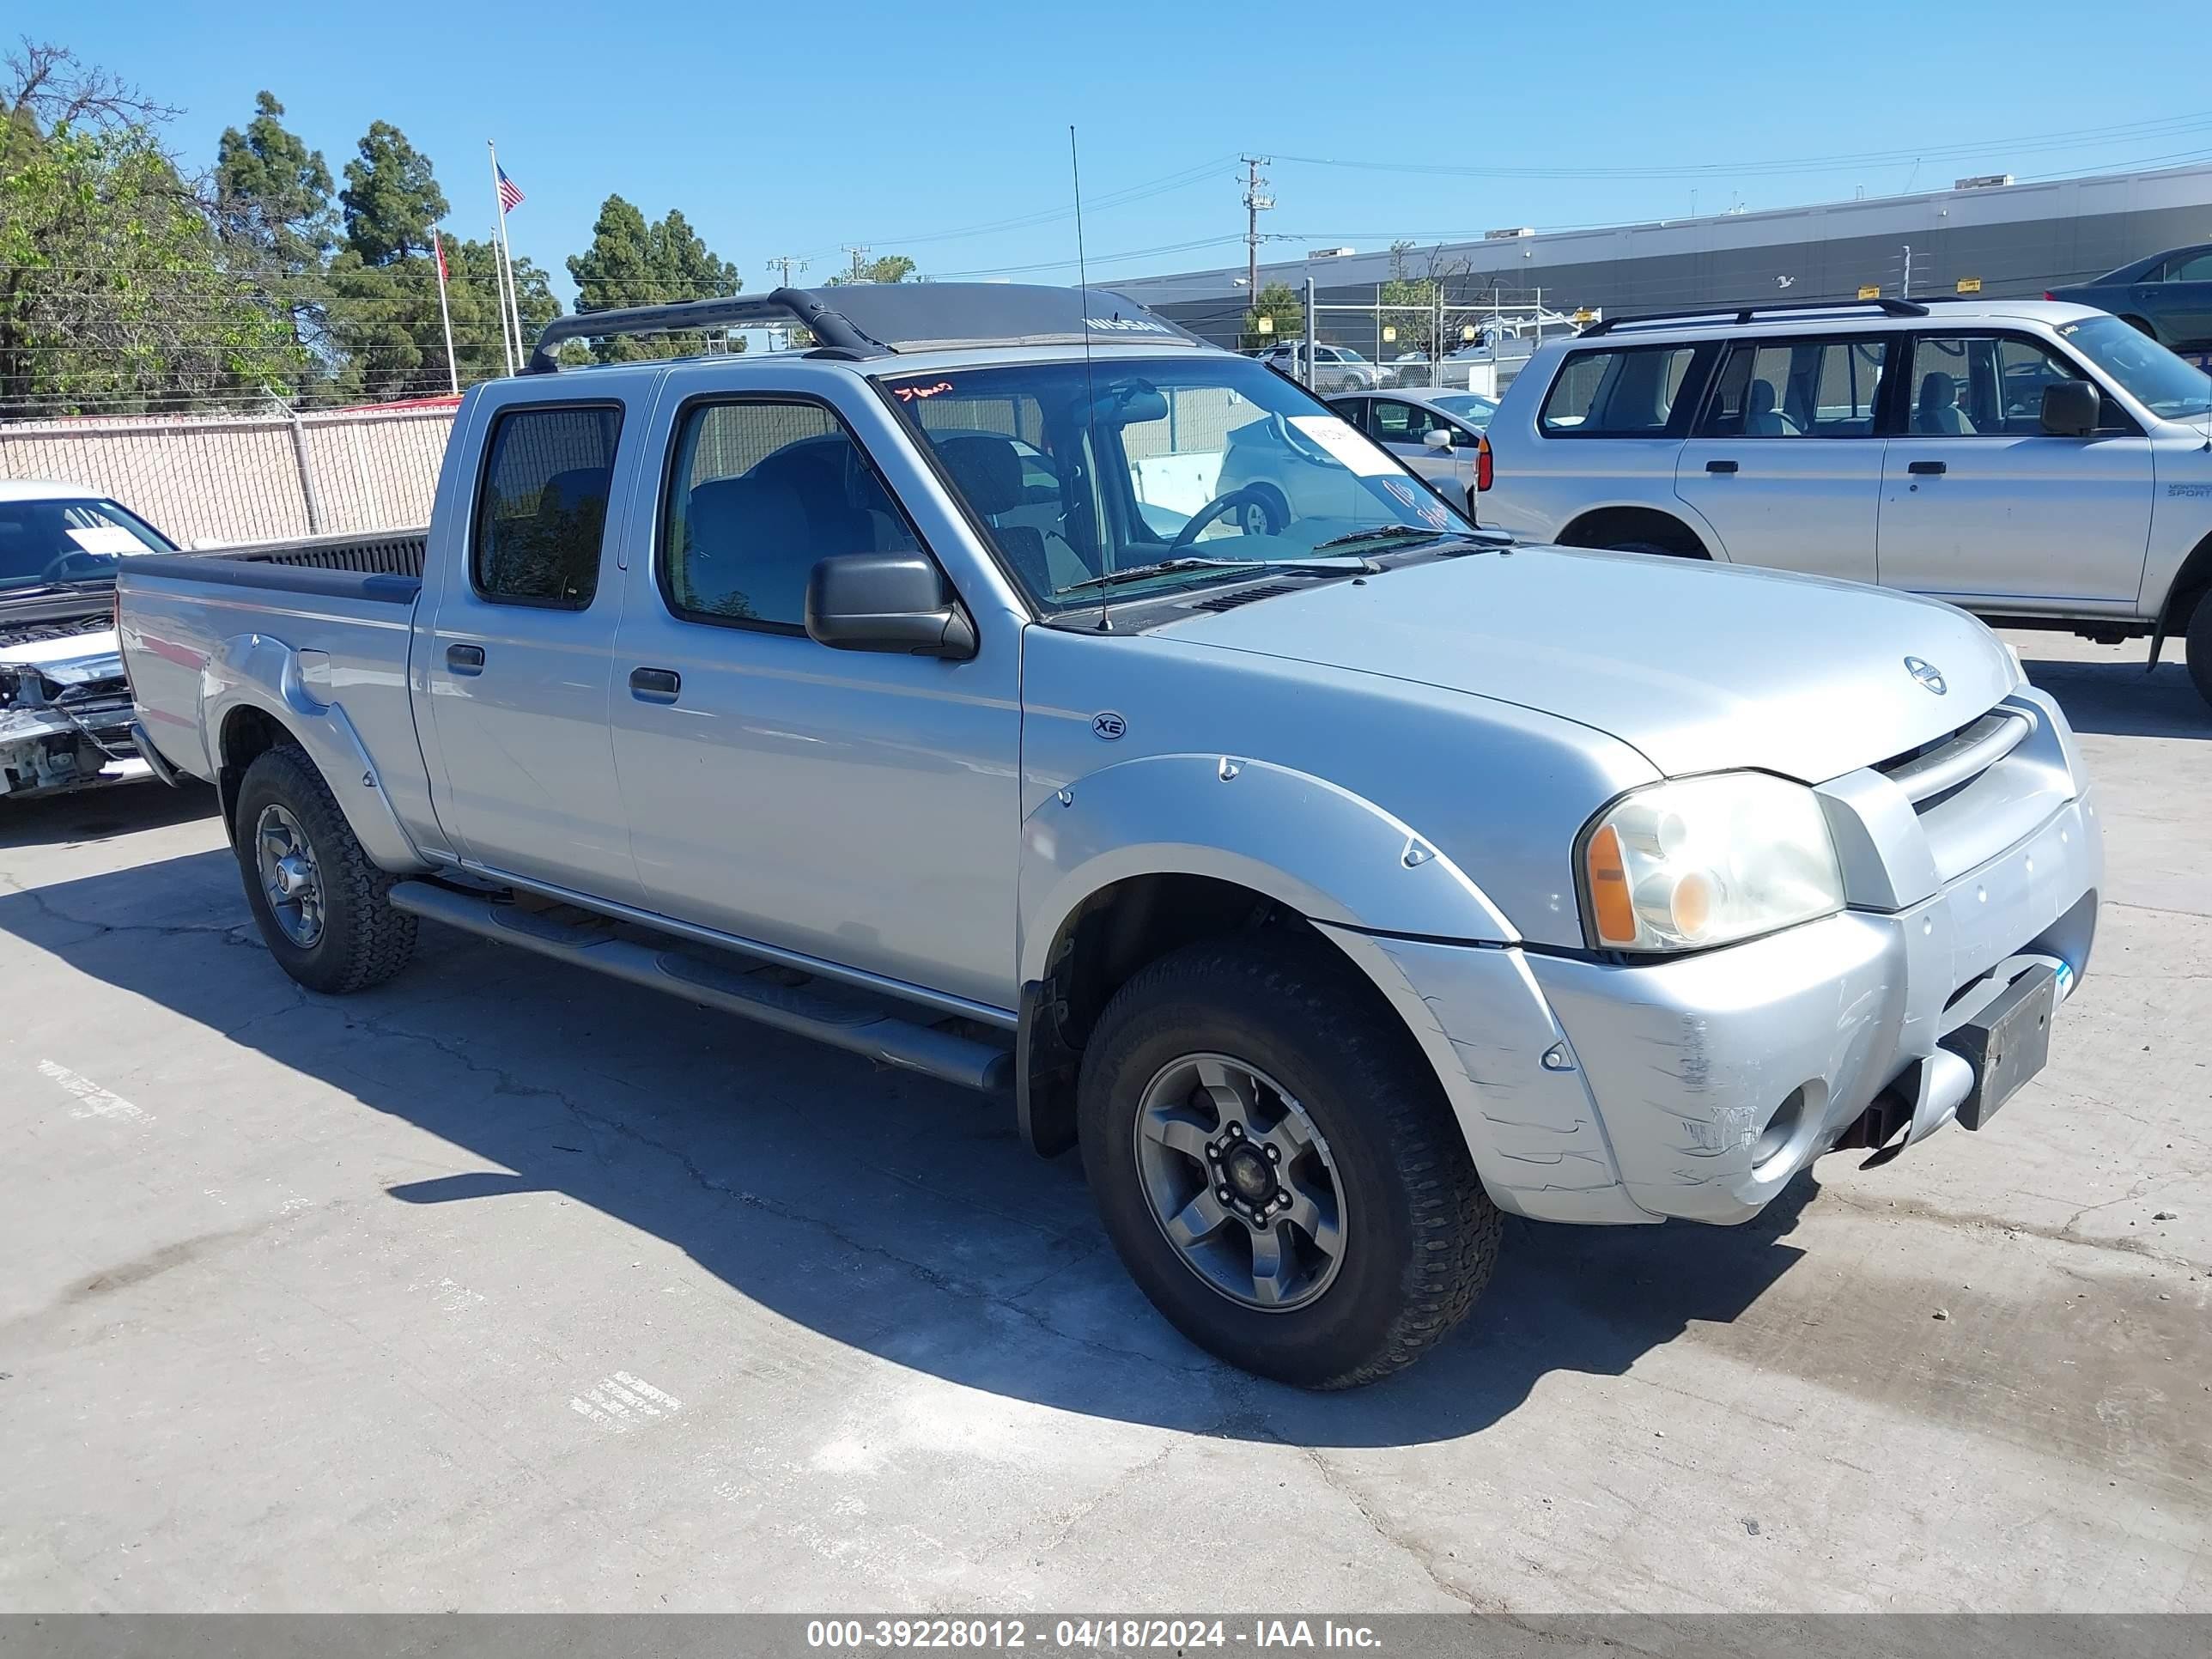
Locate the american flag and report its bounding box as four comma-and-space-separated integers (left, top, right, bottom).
496, 166, 524, 214
433, 229, 449, 283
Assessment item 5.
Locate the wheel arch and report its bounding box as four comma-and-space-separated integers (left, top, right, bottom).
201, 635, 428, 872
1013, 754, 1514, 1156
2151, 526, 2212, 669
1555, 503, 1714, 558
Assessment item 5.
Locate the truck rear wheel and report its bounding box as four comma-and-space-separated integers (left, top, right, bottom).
234, 744, 416, 994
1077, 935, 1500, 1388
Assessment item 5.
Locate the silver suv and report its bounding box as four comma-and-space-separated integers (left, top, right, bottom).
1479, 297, 2212, 707
1258, 341, 1382, 392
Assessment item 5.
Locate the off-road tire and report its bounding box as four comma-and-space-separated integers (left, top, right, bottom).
1077, 934, 1501, 1388
234, 744, 416, 994
2186, 592, 2212, 712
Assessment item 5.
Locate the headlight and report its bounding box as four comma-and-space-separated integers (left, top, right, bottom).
1578, 772, 1844, 952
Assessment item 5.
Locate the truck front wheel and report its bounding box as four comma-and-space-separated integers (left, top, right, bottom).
1077, 936, 1500, 1388
233, 744, 417, 994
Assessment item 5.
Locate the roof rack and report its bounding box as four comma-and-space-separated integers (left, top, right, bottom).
525, 283, 1200, 374
1577, 296, 1930, 337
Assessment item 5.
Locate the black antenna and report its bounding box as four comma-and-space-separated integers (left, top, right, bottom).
1071, 125, 1111, 633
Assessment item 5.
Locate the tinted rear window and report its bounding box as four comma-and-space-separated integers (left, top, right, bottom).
471, 404, 623, 607
1540, 346, 1698, 437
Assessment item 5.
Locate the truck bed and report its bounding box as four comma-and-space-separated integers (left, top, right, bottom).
117, 527, 430, 805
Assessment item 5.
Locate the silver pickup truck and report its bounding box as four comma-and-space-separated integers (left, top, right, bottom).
118, 283, 2103, 1389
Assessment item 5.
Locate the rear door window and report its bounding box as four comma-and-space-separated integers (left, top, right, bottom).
1696, 339, 1889, 437
471, 404, 623, 607
1540, 346, 1698, 436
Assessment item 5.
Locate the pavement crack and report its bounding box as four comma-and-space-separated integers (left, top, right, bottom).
1818, 1183, 2201, 1271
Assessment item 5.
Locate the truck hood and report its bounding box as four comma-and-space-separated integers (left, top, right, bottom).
1162, 544, 2016, 782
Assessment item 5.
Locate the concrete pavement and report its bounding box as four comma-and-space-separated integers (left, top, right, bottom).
0, 631, 2204, 1613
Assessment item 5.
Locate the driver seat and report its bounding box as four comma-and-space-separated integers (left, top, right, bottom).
937, 434, 1092, 592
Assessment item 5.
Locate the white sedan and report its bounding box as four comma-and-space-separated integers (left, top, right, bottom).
1328, 389, 1497, 514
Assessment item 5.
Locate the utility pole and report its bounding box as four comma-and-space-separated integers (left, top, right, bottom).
767, 255, 809, 288
841, 246, 871, 283
1240, 155, 1273, 301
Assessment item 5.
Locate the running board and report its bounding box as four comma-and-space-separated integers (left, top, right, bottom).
387, 881, 1012, 1094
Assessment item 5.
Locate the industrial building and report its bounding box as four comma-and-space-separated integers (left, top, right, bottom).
1110, 161, 2212, 356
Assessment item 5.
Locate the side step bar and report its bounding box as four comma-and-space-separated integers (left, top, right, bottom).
387, 881, 1012, 1094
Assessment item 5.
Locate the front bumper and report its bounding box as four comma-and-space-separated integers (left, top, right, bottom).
1330, 702, 2104, 1226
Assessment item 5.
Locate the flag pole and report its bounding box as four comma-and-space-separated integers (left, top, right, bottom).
486, 143, 519, 374
489, 140, 528, 367
433, 228, 460, 394
488, 222, 516, 377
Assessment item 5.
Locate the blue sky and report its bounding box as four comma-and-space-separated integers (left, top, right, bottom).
25, 0, 2212, 301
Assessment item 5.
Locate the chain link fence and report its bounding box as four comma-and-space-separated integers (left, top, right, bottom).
0, 397, 459, 547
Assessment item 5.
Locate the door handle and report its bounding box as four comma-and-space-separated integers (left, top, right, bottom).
1705, 459, 1739, 474
446, 642, 486, 675
629, 666, 682, 703
1907, 460, 1948, 477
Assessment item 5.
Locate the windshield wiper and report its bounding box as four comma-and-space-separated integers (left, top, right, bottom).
1311, 525, 1456, 553
1054, 554, 1376, 598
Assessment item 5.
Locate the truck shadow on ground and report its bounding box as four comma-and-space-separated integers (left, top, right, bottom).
0, 780, 217, 850
2024, 653, 2207, 739
4, 822, 1816, 1448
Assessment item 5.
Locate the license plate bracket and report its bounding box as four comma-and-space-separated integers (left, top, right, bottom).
1945, 963, 2057, 1131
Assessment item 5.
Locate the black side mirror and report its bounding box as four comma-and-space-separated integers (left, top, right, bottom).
805, 554, 977, 659
2040, 379, 2100, 437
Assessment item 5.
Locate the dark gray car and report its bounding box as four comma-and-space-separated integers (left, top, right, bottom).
2050, 243, 2212, 354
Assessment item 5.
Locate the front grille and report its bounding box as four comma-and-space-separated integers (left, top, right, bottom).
1874, 702, 2070, 882
1877, 709, 2034, 807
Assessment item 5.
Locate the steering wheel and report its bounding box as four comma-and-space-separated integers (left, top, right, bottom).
38, 549, 112, 583
1165, 486, 1285, 554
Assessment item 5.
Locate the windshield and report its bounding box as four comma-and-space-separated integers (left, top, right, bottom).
2057, 314, 2212, 421
1430, 393, 1499, 427
0, 496, 173, 593
880, 356, 1473, 610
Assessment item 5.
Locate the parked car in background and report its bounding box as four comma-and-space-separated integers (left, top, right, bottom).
2049, 243, 2212, 355
1479, 296, 2212, 708
1328, 388, 1497, 513
0, 481, 173, 798
1257, 341, 1382, 392
119, 282, 2101, 1389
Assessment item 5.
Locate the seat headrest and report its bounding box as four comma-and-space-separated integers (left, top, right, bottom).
938, 434, 1024, 516
1917, 372, 1957, 409
685, 476, 808, 556
538, 468, 610, 517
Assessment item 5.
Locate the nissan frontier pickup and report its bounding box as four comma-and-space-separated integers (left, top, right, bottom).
117, 283, 2103, 1388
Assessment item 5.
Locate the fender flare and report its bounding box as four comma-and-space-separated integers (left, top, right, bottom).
202, 634, 429, 872
1017, 752, 1514, 988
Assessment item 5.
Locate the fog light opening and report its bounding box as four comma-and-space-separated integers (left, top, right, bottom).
1753, 1086, 1812, 1173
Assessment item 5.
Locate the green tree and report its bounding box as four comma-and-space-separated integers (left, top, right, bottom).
215, 92, 335, 276
566, 193, 740, 361
0, 42, 300, 415
339, 120, 447, 264
1240, 280, 1304, 352
824, 252, 916, 285
323, 235, 556, 400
